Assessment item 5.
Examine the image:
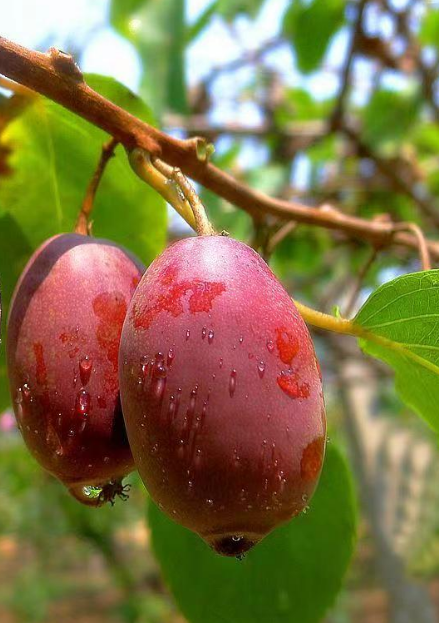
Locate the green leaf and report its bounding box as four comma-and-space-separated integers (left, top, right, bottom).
0, 75, 167, 410
0, 74, 166, 262
149, 444, 357, 623
187, 2, 218, 42
283, 0, 346, 74
0, 214, 33, 412
355, 270, 439, 433
110, 0, 187, 115
419, 9, 439, 49
217, 0, 264, 21
361, 89, 421, 149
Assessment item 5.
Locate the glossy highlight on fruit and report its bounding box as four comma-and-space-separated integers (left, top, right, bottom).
7, 233, 144, 505
119, 235, 326, 555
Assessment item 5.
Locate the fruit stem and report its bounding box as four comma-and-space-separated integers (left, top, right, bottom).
294, 300, 361, 337
129, 148, 197, 231
154, 159, 215, 236
75, 137, 118, 236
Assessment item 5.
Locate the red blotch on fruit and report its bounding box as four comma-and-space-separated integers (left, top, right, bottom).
275, 328, 300, 365
59, 328, 82, 359
301, 437, 324, 481
277, 370, 310, 399
33, 342, 47, 386
131, 275, 141, 291
133, 279, 226, 329
93, 292, 127, 371
160, 263, 179, 285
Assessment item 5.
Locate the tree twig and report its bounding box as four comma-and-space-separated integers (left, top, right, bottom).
392, 222, 432, 271
75, 137, 118, 235
1, 37, 439, 259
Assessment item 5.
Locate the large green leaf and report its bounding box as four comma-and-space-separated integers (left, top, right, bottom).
283, 0, 346, 74
0, 214, 33, 412
149, 444, 357, 623
0, 74, 166, 262
110, 0, 187, 115
355, 270, 439, 433
0, 75, 167, 411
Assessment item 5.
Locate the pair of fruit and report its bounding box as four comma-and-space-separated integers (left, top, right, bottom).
7, 232, 326, 556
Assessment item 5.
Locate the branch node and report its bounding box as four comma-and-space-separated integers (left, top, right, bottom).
47, 47, 83, 82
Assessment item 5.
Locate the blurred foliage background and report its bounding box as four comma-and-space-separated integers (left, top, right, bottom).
2, 0, 439, 622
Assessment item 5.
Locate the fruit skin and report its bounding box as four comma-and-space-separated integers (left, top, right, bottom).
7, 233, 144, 503
119, 235, 326, 555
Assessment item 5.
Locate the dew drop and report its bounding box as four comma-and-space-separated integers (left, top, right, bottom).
194, 448, 202, 468
208, 329, 215, 344
201, 327, 207, 340
22, 383, 32, 402
139, 355, 150, 379
153, 353, 167, 379
150, 443, 159, 456
68, 429, 75, 438
188, 386, 198, 417
75, 390, 90, 418
206, 499, 214, 507
167, 395, 176, 420
266, 340, 275, 353
79, 356, 92, 386
152, 377, 166, 401
167, 348, 175, 367
302, 505, 310, 515
229, 370, 237, 397
15, 388, 23, 404
239, 336, 244, 344
104, 456, 110, 463
185, 329, 190, 340
257, 361, 266, 378
301, 493, 308, 503
219, 358, 223, 369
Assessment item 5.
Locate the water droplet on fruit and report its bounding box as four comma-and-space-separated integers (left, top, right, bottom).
153, 353, 167, 378
167, 395, 176, 420
167, 348, 175, 366
185, 329, 190, 340
152, 377, 166, 401
75, 390, 90, 418
257, 361, 266, 378
22, 383, 32, 402
194, 448, 202, 467
188, 386, 198, 416
201, 327, 207, 339
79, 356, 92, 386
104, 456, 110, 463
206, 498, 214, 507
219, 358, 223, 368
208, 329, 214, 344
239, 336, 244, 344
150, 443, 159, 456
140, 355, 150, 379
229, 370, 237, 397
266, 340, 274, 353
15, 388, 23, 404
301, 493, 308, 503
